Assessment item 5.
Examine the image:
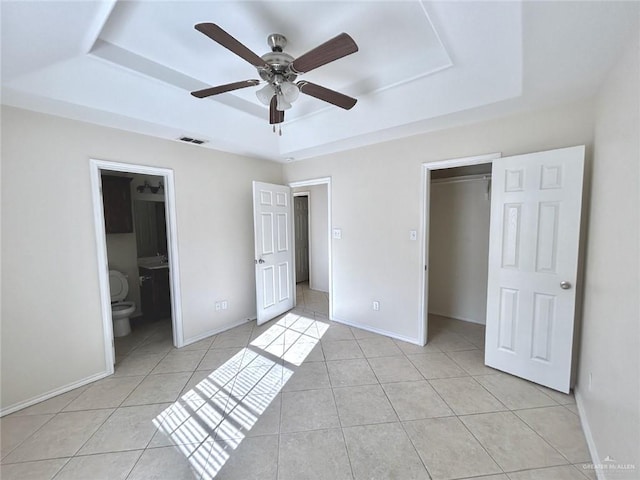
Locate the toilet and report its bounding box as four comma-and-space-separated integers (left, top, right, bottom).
109, 270, 136, 337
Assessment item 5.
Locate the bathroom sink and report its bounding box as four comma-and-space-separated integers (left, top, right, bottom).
138, 256, 169, 269
141, 264, 169, 270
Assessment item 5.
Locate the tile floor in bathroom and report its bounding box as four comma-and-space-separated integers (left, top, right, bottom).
1, 285, 595, 480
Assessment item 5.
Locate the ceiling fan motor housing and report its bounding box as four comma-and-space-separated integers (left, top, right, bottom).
259, 34, 297, 84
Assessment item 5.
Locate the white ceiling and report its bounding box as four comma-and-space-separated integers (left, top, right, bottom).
1, 1, 638, 162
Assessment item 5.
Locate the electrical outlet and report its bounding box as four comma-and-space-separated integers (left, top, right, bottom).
373, 301, 380, 311
409, 230, 417, 241
332, 228, 342, 240
221, 300, 228, 310
215, 302, 221, 312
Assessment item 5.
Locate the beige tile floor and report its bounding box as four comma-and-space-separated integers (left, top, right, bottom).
296, 281, 329, 316
1, 307, 596, 480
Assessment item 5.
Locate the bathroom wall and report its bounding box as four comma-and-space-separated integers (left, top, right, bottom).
131, 173, 166, 202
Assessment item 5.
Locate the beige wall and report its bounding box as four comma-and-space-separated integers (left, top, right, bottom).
576, 29, 639, 476
307, 184, 329, 293
428, 178, 491, 324
284, 99, 595, 341
0, 107, 282, 412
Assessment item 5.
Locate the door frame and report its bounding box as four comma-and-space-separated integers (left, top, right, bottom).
419, 153, 501, 345
90, 159, 184, 373
289, 177, 333, 319
293, 191, 311, 285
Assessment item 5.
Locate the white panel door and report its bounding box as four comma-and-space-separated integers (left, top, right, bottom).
485, 146, 584, 393
253, 181, 294, 325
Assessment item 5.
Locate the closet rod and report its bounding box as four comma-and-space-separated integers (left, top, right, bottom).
431, 173, 491, 185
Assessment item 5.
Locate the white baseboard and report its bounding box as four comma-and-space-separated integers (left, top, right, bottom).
428, 310, 486, 325
575, 388, 605, 480
2, 318, 257, 417
181, 318, 255, 346
0, 370, 111, 417
330, 315, 422, 346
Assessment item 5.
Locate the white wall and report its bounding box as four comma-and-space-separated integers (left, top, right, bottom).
428, 178, 491, 324
283, 99, 595, 342
0, 106, 282, 412
576, 29, 639, 477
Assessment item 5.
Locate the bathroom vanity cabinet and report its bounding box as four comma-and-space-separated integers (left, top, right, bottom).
139, 266, 171, 320
102, 175, 133, 233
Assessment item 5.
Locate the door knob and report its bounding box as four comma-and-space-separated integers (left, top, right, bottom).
560, 281, 572, 290
258, 259, 265, 264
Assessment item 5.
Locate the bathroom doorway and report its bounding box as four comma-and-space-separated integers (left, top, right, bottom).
90, 159, 183, 374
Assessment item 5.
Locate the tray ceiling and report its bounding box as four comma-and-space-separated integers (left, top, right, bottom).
1, 1, 638, 161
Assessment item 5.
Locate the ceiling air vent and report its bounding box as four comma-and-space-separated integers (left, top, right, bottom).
178, 136, 207, 145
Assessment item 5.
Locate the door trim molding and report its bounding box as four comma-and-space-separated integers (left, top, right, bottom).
89, 159, 184, 374
419, 153, 501, 345
289, 177, 333, 319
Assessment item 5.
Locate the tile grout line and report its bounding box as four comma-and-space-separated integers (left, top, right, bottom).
373, 354, 436, 480
326, 356, 357, 480
3, 315, 587, 479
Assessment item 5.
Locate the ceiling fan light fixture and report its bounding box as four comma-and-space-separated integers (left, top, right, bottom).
280, 81, 300, 103
256, 83, 275, 105
276, 94, 292, 111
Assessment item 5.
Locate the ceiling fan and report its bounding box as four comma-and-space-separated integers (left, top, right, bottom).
190, 23, 359, 133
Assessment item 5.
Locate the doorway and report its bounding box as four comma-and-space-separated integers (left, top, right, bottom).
290, 178, 332, 318
90, 159, 183, 374
420, 153, 500, 345
421, 147, 585, 392
425, 161, 494, 355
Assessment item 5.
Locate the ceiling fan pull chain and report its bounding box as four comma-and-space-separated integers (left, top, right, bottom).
279, 126, 282, 136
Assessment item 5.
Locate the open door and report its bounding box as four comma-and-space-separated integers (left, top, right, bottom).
485, 146, 584, 393
253, 181, 295, 326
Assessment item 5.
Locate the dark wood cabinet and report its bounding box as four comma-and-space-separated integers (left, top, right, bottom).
139, 266, 171, 320
102, 175, 133, 233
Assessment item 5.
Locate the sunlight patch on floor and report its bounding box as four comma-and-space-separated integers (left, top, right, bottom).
153, 312, 328, 479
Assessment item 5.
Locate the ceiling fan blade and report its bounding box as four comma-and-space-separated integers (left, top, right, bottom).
297, 81, 357, 110
195, 23, 268, 69
270, 96, 284, 124
290, 33, 358, 74
191, 80, 260, 98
